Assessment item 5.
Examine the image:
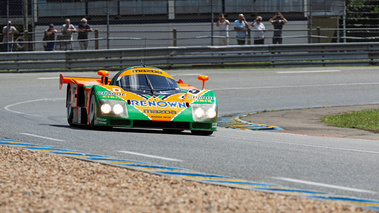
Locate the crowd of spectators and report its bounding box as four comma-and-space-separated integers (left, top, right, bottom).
217, 12, 288, 46
3, 13, 287, 52
3, 18, 93, 52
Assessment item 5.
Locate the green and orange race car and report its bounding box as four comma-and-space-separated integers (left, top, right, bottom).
59, 66, 217, 135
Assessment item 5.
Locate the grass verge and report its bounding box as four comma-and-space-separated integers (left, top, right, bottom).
321, 109, 379, 132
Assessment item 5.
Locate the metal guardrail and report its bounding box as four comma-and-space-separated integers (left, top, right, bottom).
0, 42, 379, 73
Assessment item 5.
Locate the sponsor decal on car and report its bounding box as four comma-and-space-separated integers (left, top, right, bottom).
113, 88, 121, 93
129, 99, 186, 121
196, 99, 213, 103
95, 118, 107, 125
143, 109, 177, 114
130, 100, 186, 108
197, 96, 216, 100
97, 91, 126, 97
187, 95, 216, 101
131, 69, 163, 74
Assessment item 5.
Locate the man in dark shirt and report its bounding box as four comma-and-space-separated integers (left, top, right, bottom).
43, 24, 57, 51
78, 18, 92, 50
269, 12, 288, 44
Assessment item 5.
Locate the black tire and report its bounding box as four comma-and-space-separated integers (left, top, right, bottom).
88, 91, 97, 129
88, 92, 112, 131
66, 85, 74, 126
191, 130, 213, 136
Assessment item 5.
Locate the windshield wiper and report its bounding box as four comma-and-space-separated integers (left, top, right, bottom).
144, 74, 155, 95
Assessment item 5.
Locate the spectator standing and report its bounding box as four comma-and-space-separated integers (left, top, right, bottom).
233, 14, 249, 45
2, 21, 19, 52
61, 19, 76, 50
251, 16, 266, 44
269, 12, 288, 44
78, 18, 92, 50
216, 14, 230, 46
43, 24, 57, 51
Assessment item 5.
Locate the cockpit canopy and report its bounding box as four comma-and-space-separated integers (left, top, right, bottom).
114, 72, 181, 95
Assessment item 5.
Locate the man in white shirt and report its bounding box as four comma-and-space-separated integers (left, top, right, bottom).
216, 14, 230, 46
61, 19, 77, 50
251, 16, 266, 45
2, 21, 19, 52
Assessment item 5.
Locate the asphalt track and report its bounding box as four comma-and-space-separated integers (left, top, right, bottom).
1, 67, 379, 204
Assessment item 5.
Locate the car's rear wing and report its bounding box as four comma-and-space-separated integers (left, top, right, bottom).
59, 70, 111, 90
177, 75, 209, 91
176, 79, 198, 91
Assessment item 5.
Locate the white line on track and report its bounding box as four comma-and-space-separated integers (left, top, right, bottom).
272, 177, 377, 194
37, 77, 60, 80
118, 151, 183, 162
223, 135, 379, 154
277, 70, 341, 74
4, 98, 65, 116
20, 133, 65, 142
269, 140, 379, 154
212, 82, 379, 91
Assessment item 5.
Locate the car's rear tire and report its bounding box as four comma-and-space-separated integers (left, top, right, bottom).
66, 86, 74, 126
191, 130, 213, 136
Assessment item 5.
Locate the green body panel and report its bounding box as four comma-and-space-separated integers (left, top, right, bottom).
126, 105, 151, 120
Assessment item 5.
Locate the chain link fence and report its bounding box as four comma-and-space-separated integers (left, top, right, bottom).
1, 0, 378, 52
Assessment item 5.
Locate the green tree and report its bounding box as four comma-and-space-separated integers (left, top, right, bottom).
345, 0, 379, 41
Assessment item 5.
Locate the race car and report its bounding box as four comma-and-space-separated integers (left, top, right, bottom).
59, 66, 217, 135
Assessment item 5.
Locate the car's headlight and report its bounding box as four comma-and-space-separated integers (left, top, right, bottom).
194, 107, 205, 118
99, 100, 128, 118
206, 108, 217, 119
113, 104, 124, 115
101, 103, 112, 114
191, 104, 217, 122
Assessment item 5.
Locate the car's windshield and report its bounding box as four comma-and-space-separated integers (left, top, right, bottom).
116, 74, 181, 94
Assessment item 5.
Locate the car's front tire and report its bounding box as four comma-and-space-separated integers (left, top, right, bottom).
88, 92, 97, 129
88, 91, 112, 131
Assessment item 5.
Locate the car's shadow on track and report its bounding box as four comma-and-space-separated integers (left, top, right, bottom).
46, 124, 196, 136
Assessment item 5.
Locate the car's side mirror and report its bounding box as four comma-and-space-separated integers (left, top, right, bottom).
198, 75, 209, 90
98, 70, 109, 85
